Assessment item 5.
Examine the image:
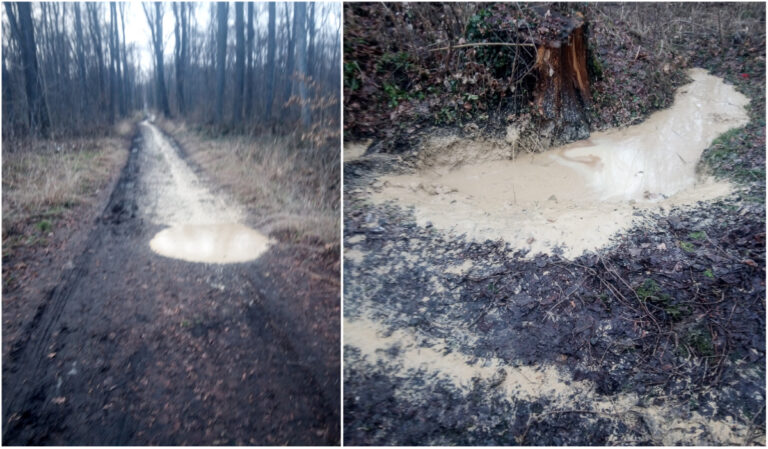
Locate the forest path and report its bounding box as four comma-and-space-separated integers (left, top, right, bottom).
2, 121, 339, 445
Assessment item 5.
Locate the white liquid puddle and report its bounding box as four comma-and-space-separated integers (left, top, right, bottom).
371, 69, 749, 259
139, 122, 271, 263
149, 223, 271, 264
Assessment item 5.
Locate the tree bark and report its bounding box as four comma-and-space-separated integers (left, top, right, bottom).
7, 2, 50, 135
108, 3, 118, 123
144, 3, 171, 117
233, 2, 245, 124
283, 3, 295, 108
173, 2, 186, 115
87, 3, 107, 118
294, 2, 310, 128
215, 2, 228, 124
264, 2, 276, 121
244, 1, 255, 119
74, 3, 88, 119
119, 3, 129, 113
532, 14, 591, 143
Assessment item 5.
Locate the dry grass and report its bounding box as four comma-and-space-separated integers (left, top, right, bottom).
2, 135, 128, 239
157, 119, 340, 244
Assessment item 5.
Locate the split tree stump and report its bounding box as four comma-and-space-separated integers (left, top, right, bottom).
532, 11, 592, 143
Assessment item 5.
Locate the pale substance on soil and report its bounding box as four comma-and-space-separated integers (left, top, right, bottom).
149, 223, 271, 264
371, 69, 749, 258
345, 314, 758, 445
139, 121, 271, 263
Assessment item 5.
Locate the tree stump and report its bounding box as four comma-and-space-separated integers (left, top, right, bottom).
532, 10, 591, 143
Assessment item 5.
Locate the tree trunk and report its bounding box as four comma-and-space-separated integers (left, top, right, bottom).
308, 3, 315, 80
532, 14, 591, 143
108, 3, 118, 123
74, 3, 88, 120
87, 3, 107, 119
244, 1, 255, 120
233, 2, 245, 124
215, 2, 228, 124
7, 2, 50, 135
173, 2, 186, 115
144, 3, 171, 117
283, 3, 294, 108
119, 3, 129, 113
294, 2, 310, 129
264, 2, 276, 121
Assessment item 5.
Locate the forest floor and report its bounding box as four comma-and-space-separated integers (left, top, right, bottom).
2, 120, 340, 444
343, 15, 765, 448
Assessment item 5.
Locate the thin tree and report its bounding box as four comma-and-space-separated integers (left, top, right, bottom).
233, 2, 245, 123
5, 2, 50, 135
119, 3, 129, 112
86, 3, 107, 116
264, 2, 276, 121
294, 2, 310, 128
172, 2, 188, 115
283, 3, 294, 109
74, 3, 88, 120
108, 3, 118, 123
143, 2, 171, 117
244, 2, 255, 119
215, 2, 228, 123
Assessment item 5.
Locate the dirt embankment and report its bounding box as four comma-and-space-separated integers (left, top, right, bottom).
3, 121, 340, 445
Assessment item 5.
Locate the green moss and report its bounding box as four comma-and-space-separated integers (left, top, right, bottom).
636, 279, 661, 302
688, 231, 706, 240
679, 241, 696, 253
687, 327, 715, 357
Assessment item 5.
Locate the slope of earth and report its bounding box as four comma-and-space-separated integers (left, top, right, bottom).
343, 64, 765, 444
3, 121, 339, 445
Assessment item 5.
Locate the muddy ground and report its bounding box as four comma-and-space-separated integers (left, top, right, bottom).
344, 150, 765, 445
2, 121, 339, 445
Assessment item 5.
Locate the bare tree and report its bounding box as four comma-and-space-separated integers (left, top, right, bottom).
143, 2, 171, 117
233, 2, 245, 123
215, 1, 228, 123
172, 2, 188, 115
86, 3, 107, 116
244, 1, 255, 119
5, 2, 50, 135
74, 3, 88, 119
294, 2, 310, 128
283, 3, 294, 108
264, 2, 276, 121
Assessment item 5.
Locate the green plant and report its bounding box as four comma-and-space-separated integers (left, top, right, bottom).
36, 219, 52, 233
688, 231, 706, 240
344, 61, 362, 91
687, 327, 715, 357
703, 269, 714, 279
679, 241, 695, 253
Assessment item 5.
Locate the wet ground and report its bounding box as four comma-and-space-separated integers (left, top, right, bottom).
343, 72, 765, 445
2, 122, 340, 445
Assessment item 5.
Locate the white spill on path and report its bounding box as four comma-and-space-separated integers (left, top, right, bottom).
345, 314, 759, 445
371, 69, 750, 259
138, 121, 271, 263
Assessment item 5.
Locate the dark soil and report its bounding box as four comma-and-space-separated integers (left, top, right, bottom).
2, 127, 340, 445
343, 151, 765, 445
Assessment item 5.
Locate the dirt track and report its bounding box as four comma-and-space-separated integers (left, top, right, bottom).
2, 122, 340, 445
